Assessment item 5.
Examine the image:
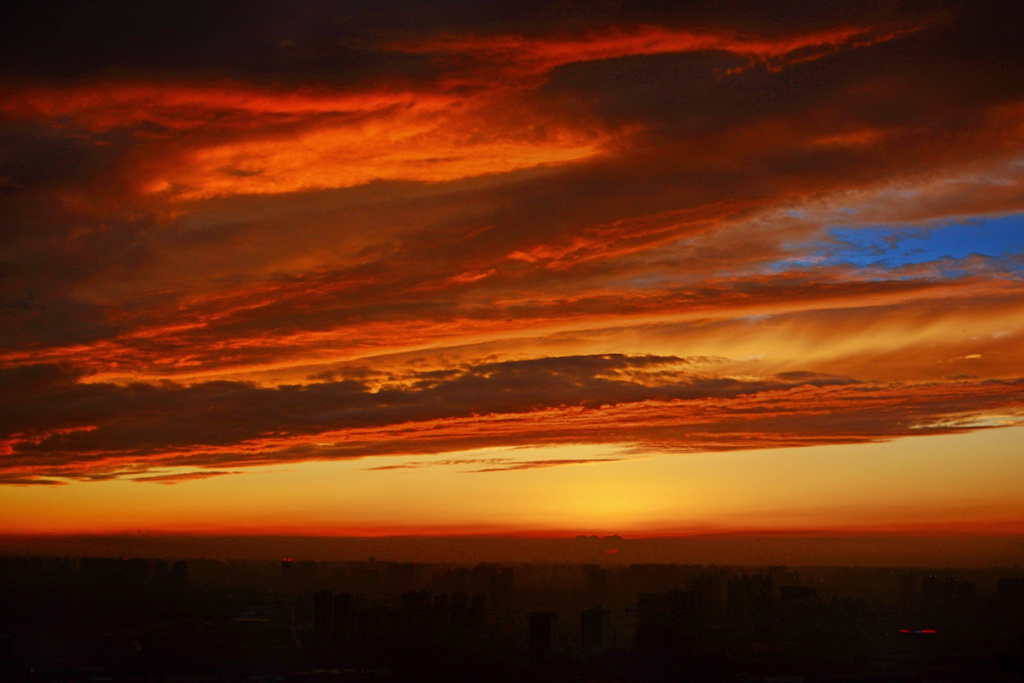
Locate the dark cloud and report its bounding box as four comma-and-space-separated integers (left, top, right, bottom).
364, 456, 631, 472
0, 474, 67, 486
0, 1, 431, 82
0, 126, 127, 193
1, 296, 120, 347
3, 352, 1020, 483
0, 362, 86, 394
469, 458, 632, 473
131, 470, 240, 484
0, 354, 846, 449
0, 1, 928, 79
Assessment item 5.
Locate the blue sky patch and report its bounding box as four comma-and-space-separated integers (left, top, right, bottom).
771, 214, 1024, 276
821, 214, 1024, 269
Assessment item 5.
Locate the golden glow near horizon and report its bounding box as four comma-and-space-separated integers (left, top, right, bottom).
1, 4, 1023, 558
4, 427, 1023, 538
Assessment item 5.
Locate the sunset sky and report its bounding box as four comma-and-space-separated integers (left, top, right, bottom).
1, 2, 1023, 555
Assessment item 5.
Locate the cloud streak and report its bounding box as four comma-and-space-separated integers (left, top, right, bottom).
1, 355, 1020, 484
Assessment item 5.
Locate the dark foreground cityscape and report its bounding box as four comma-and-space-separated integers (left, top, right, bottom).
2, 549, 1023, 682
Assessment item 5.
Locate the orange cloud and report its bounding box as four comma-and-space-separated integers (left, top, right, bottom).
0, 19, 922, 204
154, 111, 607, 199
1, 79, 613, 200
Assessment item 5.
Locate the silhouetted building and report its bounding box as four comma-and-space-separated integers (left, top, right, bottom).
999, 577, 1024, 604
313, 589, 334, 646
334, 591, 354, 643
529, 611, 558, 660
581, 606, 612, 654
350, 560, 380, 593
636, 590, 699, 657
387, 562, 416, 593
586, 565, 610, 603
495, 566, 515, 609
472, 563, 496, 596
119, 557, 149, 582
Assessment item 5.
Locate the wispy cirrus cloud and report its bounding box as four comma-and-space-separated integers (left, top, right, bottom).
364, 456, 635, 473
129, 470, 241, 485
